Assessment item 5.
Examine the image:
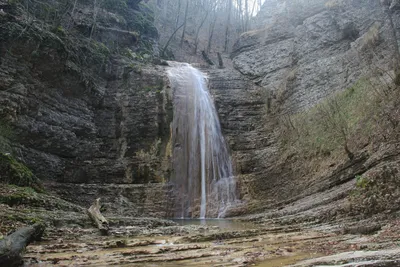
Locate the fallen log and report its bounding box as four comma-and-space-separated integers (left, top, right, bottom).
87, 198, 109, 235
0, 223, 45, 267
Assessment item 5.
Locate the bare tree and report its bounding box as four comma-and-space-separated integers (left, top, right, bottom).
244, 0, 249, 31
194, 0, 218, 54
153, 0, 265, 57
89, 0, 99, 40
175, 0, 182, 28
224, 0, 232, 52
180, 0, 189, 47
67, 0, 78, 30
207, 14, 217, 52
317, 98, 354, 160
161, 23, 185, 57
380, 0, 400, 79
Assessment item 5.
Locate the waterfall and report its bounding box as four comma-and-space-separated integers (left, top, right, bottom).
167, 62, 237, 218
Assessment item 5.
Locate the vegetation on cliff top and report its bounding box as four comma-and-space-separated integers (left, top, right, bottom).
1, 0, 157, 66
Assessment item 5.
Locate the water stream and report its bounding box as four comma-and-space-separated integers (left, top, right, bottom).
172, 219, 258, 230
167, 62, 237, 218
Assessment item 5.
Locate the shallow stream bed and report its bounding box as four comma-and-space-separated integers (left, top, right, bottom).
23, 219, 400, 266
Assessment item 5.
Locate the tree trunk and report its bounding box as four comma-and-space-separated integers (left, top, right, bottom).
217, 52, 224, 68
381, 0, 400, 80
202, 50, 214, 65
87, 198, 109, 235
175, 0, 182, 29
250, 0, 257, 29
238, 0, 244, 32
224, 0, 232, 52
180, 0, 189, 47
89, 0, 98, 41
207, 15, 217, 53
245, 0, 249, 31
194, 12, 209, 54
344, 142, 354, 160
161, 22, 185, 58
0, 223, 45, 267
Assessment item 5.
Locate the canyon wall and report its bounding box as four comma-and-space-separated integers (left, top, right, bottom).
1, 0, 172, 185
223, 0, 400, 217
1, 0, 400, 218
233, 0, 399, 113
0, 0, 175, 216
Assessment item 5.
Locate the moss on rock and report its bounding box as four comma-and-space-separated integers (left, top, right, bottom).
0, 184, 84, 212
0, 153, 43, 192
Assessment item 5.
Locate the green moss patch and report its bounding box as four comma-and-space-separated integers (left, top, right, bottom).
0, 184, 84, 212
0, 153, 43, 192
0, 184, 86, 235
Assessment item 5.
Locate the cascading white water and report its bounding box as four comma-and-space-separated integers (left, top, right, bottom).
167, 62, 237, 218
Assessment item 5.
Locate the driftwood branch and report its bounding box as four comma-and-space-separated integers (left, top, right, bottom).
87, 198, 109, 235
0, 223, 45, 267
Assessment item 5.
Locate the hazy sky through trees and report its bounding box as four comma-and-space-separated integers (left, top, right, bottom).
154, 0, 268, 59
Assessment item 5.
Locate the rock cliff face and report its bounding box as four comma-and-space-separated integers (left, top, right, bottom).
0, 0, 171, 185
233, 0, 399, 113
225, 0, 400, 217
0, 0, 175, 216
1, 59, 171, 185
206, 69, 270, 203
2, 0, 400, 219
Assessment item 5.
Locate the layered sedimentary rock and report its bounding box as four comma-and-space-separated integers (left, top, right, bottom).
0, 0, 174, 216
224, 0, 400, 214
0, 55, 171, 184
47, 182, 174, 217
2, 0, 400, 219
205, 68, 271, 208
0, 0, 171, 185
233, 0, 399, 113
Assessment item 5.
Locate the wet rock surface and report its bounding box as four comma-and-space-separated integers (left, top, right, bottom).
46, 182, 175, 218
3, 182, 399, 267
20, 216, 400, 267
1, 0, 400, 265
205, 68, 272, 211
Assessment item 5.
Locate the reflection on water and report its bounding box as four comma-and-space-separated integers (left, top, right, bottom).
171, 219, 258, 230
